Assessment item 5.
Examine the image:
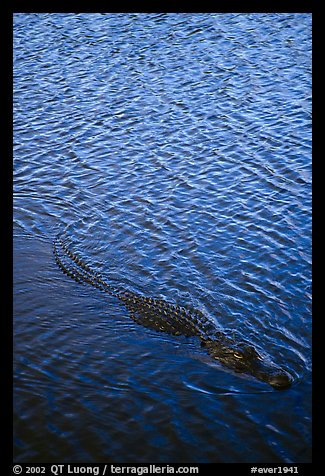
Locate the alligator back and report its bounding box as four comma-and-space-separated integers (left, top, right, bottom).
54, 236, 218, 339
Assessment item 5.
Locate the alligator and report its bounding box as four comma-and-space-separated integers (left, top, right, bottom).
53, 235, 292, 390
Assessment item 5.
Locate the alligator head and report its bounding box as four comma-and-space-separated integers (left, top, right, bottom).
201, 338, 292, 390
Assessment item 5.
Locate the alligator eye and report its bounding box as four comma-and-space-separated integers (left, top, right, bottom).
234, 352, 243, 359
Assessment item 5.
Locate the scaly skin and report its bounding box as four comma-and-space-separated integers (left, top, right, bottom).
53, 236, 292, 390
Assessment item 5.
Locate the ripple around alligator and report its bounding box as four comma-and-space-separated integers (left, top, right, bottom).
14, 13, 311, 463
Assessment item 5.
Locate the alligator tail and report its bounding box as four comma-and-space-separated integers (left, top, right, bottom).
53, 236, 120, 298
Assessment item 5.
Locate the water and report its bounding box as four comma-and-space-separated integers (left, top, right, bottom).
13, 13, 312, 463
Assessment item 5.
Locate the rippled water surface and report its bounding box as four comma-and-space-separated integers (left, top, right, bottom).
13, 13, 312, 463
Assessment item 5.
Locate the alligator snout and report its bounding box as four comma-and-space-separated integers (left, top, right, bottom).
265, 370, 293, 390
248, 361, 293, 390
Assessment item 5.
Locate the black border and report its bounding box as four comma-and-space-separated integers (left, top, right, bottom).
7, 0, 315, 471
2, 0, 14, 469
6, 1, 314, 14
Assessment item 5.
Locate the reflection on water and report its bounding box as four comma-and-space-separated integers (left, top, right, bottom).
14, 13, 311, 463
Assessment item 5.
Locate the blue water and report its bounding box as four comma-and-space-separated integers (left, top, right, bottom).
13, 13, 312, 463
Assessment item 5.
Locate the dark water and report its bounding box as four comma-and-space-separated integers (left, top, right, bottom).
13, 13, 312, 463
